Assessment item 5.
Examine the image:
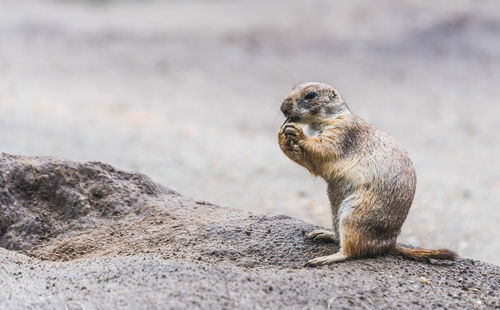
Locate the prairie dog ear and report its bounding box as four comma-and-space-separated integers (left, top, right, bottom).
329, 88, 342, 102
328, 89, 337, 100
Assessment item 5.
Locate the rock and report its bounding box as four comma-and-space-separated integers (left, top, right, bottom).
0, 153, 498, 309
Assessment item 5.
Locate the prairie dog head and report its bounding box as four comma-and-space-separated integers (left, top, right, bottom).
280, 82, 348, 126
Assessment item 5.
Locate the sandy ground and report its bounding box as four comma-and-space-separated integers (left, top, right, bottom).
0, 154, 498, 309
0, 0, 499, 265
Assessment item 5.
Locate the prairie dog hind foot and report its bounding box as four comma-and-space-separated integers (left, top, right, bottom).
305, 251, 347, 267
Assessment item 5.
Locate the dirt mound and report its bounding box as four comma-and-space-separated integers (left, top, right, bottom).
0, 153, 498, 309
0, 153, 173, 254
0, 153, 332, 265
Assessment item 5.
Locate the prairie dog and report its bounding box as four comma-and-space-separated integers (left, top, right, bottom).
277, 82, 457, 266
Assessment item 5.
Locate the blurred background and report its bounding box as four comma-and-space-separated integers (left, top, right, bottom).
0, 0, 498, 265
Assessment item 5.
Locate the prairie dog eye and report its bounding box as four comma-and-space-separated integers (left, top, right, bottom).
304, 91, 318, 100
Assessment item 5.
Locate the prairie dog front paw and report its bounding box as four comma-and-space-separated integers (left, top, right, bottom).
278, 123, 305, 156
281, 123, 305, 142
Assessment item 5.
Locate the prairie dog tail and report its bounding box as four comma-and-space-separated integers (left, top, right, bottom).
392, 245, 458, 261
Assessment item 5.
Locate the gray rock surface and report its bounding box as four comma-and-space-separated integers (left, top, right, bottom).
0, 154, 498, 309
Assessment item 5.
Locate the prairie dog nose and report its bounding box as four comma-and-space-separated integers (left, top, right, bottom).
281, 98, 293, 116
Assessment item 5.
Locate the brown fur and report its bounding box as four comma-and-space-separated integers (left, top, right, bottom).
277, 82, 457, 266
